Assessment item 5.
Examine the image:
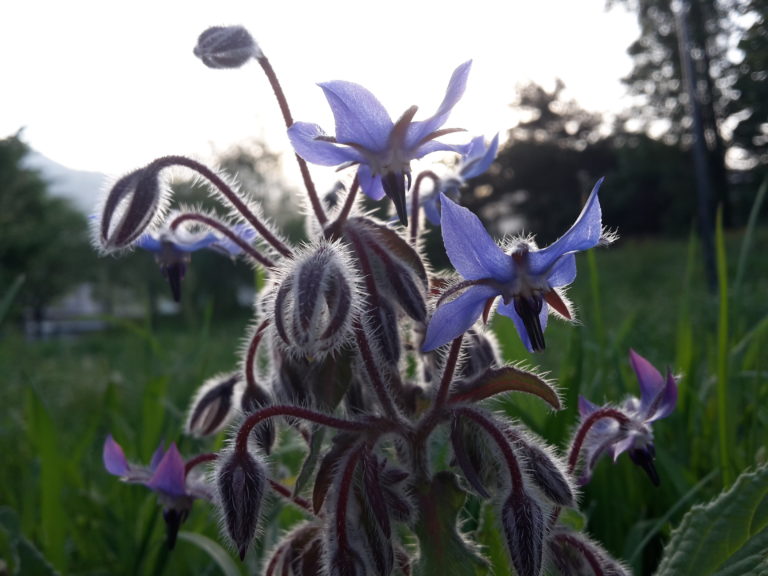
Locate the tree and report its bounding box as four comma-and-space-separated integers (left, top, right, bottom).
0, 132, 94, 328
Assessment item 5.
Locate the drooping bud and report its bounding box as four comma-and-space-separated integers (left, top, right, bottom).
272, 242, 358, 359
516, 437, 574, 507
548, 530, 631, 576
456, 329, 499, 381
193, 25, 261, 69
342, 217, 428, 323
186, 372, 240, 437
501, 491, 545, 576
99, 165, 163, 251
217, 448, 267, 560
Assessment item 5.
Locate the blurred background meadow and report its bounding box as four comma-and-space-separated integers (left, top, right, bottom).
2, 0, 768, 574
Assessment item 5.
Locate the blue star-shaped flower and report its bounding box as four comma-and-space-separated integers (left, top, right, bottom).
421, 133, 499, 225
287, 61, 472, 226
103, 435, 213, 548
578, 349, 678, 485
422, 178, 609, 352
136, 224, 256, 301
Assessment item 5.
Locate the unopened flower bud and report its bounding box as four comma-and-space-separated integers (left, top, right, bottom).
272, 242, 358, 359
186, 372, 240, 437
217, 448, 267, 560
518, 439, 573, 507
501, 491, 545, 576
99, 165, 163, 251
193, 25, 261, 69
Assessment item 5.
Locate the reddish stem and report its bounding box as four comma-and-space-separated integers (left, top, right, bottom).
567, 408, 630, 474
184, 453, 218, 477
409, 170, 439, 244
268, 479, 313, 513
244, 319, 270, 392
169, 213, 275, 268
256, 55, 327, 227
433, 336, 463, 409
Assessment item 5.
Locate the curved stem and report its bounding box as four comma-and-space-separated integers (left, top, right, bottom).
553, 533, 605, 576
255, 55, 327, 227
326, 176, 360, 237
149, 155, 292, 257
409, 170, 439, 244
334, 445, 364, 555
244, 319, 270, 392
184, 452, 218, 477
433, 335, 463, 410
235, 405, 369, 456
567, 408, 630, 474
169, 213, 276, 268
453, 406, 524, 493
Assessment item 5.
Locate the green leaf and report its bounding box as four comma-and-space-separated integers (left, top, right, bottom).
177, 531, 243, 576
413, 472, 488, 576
449, 365, 561, 410
654, 464, 768, 576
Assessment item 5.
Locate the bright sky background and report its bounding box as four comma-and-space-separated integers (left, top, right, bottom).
1, 0, 639, 181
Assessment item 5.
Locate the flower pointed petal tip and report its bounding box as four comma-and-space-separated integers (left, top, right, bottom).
629, 349, 677, 421
147, 443, 187, 497
103, 435, 130, 477
422, 284, 498, 352
287, 122, 364, 167
578, 395, 599, 418
461, 133, 499, 180
439, 193, 509, 281
318, 80, 393, 150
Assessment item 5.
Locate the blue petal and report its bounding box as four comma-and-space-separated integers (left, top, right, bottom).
135, 234, 162, 252
414, 140, 471, 158
357, 164, 386, 200
629, 349, 677, 422
175, 233, 219, 253
422, 192, 441, 226
461, 133, 499, 179
529, 178, 604, 276
103, 435, 130, 477
578, 395, 600, 418
440, 193, 511, 281
319, 81, 393, 152
405, 61, 472, 149
288, 122, 364, 166
497, 298, 549, 353
422, 284, 498, 352
546, 253, 577, 287
146, 443, 187, 497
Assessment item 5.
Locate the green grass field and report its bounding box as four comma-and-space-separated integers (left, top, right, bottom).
1, 226, 767, 575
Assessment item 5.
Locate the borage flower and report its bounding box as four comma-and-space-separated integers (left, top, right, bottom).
578, 349, 678, 485
423, 178, 611, 353
103, 435, 214, 548
136, 224, 256, 301
421, 133, 499, 225
288, 61, 472, 226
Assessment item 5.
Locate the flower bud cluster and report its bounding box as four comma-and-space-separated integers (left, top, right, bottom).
96, 23, 678, 576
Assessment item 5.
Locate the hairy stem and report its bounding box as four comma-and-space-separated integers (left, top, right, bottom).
256, 55, 327, 227
169, 213, 276, 268
149, 155, 292, 257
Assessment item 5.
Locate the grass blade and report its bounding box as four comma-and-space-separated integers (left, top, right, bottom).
715, 207, 731, 486
177, 531, 243, 576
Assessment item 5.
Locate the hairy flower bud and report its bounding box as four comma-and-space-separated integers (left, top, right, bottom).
186, 372, 240, 437
217, 448, 266, 560
240, 380, 275, 454
193, 25, 261, 69
501, 491, 545, 576
99, 165, 163, 251
272, 242, 358, 359
515, 437, 574, 507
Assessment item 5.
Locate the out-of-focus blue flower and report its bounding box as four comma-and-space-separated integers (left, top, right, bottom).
421, 134, 499, 225
287, 61, 472, 226
577, 349, 678, 485
103, 435, 213, 548
136, 225, 256, 301
422, 179, 609, 353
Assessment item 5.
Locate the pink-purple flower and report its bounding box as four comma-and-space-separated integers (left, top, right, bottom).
103, 435, 213, 548
577, 349, 678, 485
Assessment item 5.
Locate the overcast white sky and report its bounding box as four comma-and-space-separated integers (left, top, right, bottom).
0, 0, 639, 179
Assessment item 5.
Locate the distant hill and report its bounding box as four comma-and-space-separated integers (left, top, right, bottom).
22, 150, 107, 214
